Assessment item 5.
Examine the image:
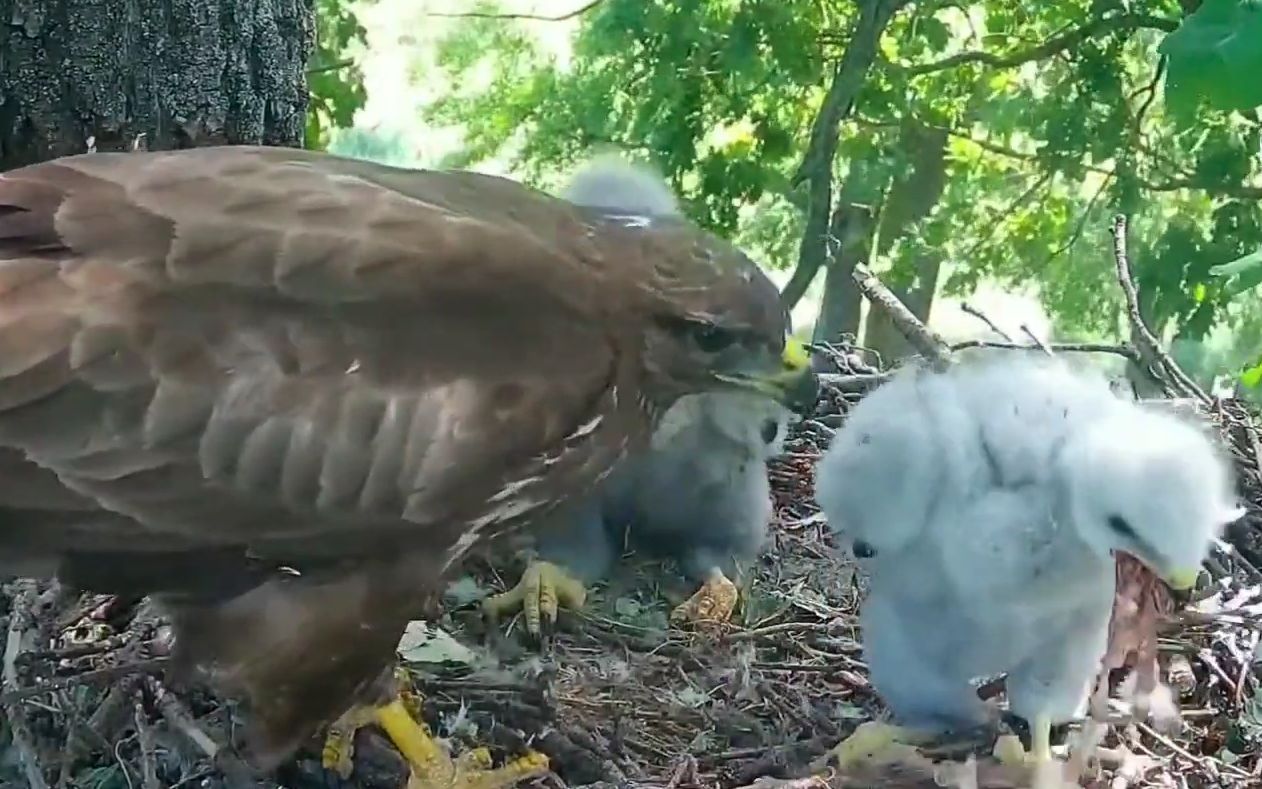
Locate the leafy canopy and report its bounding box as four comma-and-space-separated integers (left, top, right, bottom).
417, 0, 1262, 390
306, 0, 369, 150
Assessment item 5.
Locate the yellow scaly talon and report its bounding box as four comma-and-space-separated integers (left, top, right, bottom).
670, 567, 739, 627
482, 560, 587, 635
323, 675, 549, 789
1030, 714, 1053, 762
993, 734, 1028, 767
994, 714, 1054, 766
322, 704, 376, 778
827, 720, 934, 770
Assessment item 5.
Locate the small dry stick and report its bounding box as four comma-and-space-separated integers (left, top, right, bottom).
134, 692, 161, 789
147, 677, 221, 760
0, 656, 169, 704
949, 339, 1138, 361
3, 581, 50, 789
851, 265, 953, 370
960, 302, 1015, 341
1110, 215, 1210, 404
817, 372, 889, 392
1019, 324, 1054, 356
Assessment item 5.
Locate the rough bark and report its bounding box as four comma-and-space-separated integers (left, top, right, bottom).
0, 0, 315, 169
812, 200, 874, 346
861, 119, 950, 361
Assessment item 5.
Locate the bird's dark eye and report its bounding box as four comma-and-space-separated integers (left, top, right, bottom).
692, 323, 737, 353
760, 419, 780, 444
1107, 515, 1137, 539
853, 540, 877, 559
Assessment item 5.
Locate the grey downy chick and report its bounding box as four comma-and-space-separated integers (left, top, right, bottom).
482, 154, 792, 634
812, 356, 1241, 782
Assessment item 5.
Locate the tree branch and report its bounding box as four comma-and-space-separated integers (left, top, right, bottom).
1145, 177, 1262, 200
792, 0, 911, 189
307, 58, 355, 75
960, 302, 1015, 341
1109, 214, 1210, 404
854, 116, 1262, 202
951, 339, 1139, 362
851, 265, 953, 371
426, 0, 605, 22
898, 12, 1179, 76
3, 582, 48, 789
782, 0, 911, 309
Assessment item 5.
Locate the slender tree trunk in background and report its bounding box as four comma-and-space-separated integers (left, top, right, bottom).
812, 201, 874, 347
0, 0, 314, 170
861, 119, 950, 361
781, 0, 912, 311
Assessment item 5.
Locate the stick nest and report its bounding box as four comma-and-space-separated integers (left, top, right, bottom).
3, 357, 1262, 789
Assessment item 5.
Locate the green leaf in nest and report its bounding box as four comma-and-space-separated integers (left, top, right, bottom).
1210, 246, 1262, 277
1241, 361, 1262, 389
1159, 0, 1262, 116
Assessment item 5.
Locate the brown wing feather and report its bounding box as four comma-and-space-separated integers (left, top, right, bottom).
0, 147, 663, 767
0, 147, 639, 568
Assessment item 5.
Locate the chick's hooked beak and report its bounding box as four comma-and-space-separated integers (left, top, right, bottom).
1163, 567, 1202, 592
718, 337, 819, 415
1157, 508, 1244, 592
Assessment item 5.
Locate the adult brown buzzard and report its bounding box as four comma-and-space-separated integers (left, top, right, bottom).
0, 146, 817, 788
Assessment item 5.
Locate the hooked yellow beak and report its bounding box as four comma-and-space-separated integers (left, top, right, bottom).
717, 336, 819, 413
770, 337, 818, 413
1163, 567, 1201, 591
781, 336, 811, 373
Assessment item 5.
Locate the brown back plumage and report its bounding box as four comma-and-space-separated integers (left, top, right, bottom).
0, 146, 796, 765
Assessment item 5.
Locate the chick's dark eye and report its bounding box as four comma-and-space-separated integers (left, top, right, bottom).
760, 418, 780, 444
692, 323, 736, 353
1107, 515, 1137, 539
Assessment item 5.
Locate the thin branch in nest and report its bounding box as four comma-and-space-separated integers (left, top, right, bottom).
949, 340, 1138, 361
1110, 214, 1211, 404
1019, 324, 1054, 357
147, 677, 221, 759
851, 265, 953, 370
960, 302, 1014, 341
0, 656, 169, 704
146, 676, 255, 782
818, 372, 890, 393
4, 581, 50, 789
135, 691, 161, 789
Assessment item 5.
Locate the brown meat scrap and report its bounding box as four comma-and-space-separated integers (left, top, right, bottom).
1095, 553, 1176, 716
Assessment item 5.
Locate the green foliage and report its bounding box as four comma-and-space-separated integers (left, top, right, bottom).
418, 0, 1262, 377
1160, 0, 1262, 119
1241, 360, 1262, 389
306, 0, 369, 150
425, 0, 825, 244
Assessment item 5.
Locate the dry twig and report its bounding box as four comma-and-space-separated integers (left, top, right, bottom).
3, 581, 49, 789
851, 265, 953, 370
1110, 214, 1210, 404
960, 302, 1015, 341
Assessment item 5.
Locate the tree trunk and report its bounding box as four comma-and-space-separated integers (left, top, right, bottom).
812, 200, 874, 347
0, 0, 314, 169
781, 0, 912, 311
861, 119, 950, 361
